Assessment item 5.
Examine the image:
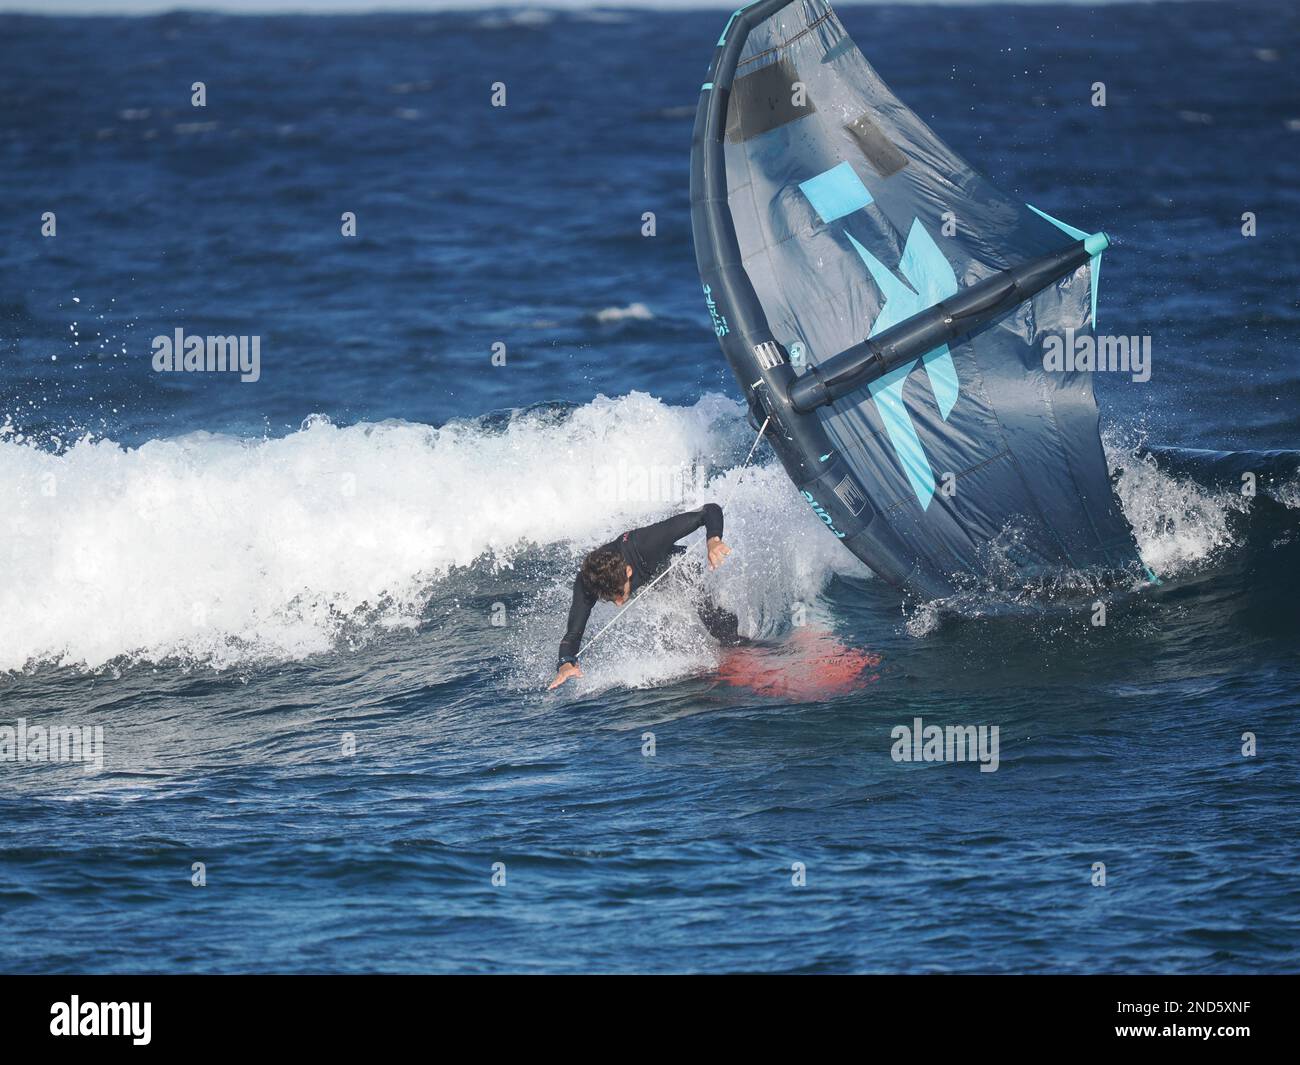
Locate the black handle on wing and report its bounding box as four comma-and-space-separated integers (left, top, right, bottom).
788, 233, 1108, 414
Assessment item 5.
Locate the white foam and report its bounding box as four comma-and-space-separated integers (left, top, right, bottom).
1276, 477, 1300, 511
1105, 434, 1247, 577
11, 393, 1242, 674
593, 303, 654, 323
0, 393, 862, 673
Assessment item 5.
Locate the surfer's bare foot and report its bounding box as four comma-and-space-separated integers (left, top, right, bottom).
548, 662, 582, 689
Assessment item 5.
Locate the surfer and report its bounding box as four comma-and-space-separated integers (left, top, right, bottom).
548, 503, 741, 688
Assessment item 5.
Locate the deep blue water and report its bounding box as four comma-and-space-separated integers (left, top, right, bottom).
1, 2, 1299, 974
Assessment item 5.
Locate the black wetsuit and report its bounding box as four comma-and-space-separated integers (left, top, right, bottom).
557, 504, 743, 667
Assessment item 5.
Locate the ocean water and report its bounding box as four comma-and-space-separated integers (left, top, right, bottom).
1, 2, 1299, 974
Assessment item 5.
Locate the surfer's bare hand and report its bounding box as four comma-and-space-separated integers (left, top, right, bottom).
707, 536, 731, 570
548, 662, 582, 689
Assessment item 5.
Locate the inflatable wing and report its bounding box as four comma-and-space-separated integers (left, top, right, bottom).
690, 0, 1141, 597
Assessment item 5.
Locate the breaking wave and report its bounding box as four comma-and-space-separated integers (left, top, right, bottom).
0, 393, 859, 673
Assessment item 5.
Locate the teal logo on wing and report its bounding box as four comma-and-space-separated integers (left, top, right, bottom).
845, 220, 958, 511
702, 283, 730, 338
798, 162, 959, 511
802, 490, 847, 538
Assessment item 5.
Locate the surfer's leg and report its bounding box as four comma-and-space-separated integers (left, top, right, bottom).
696, 599, 746, 646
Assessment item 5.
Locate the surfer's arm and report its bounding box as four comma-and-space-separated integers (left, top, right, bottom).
554, 572, 596, 675
637, 503, 725, 559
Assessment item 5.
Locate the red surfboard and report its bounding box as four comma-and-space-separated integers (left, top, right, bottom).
714, 627, 880, 700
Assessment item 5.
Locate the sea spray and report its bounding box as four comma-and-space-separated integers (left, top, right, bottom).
0, 393, 859, 673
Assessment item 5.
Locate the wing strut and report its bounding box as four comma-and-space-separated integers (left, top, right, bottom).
789, 232, 1109, 414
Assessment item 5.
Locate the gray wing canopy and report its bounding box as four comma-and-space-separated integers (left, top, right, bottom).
692, 0, 1140, 595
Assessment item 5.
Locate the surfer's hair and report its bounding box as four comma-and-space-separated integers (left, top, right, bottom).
580, 549, 627, 601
